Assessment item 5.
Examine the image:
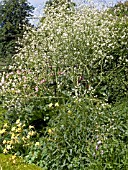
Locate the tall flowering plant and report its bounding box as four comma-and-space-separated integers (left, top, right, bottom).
0, 1, 127, 139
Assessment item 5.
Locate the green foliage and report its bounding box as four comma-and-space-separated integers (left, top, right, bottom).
45, 0, 76, 10
41, 0, 76, 23
24, 98, 128, 169
0, 0, 34, 59
99, 1, 128, 102
108, 0, 128, 17
0, 103, 7, 130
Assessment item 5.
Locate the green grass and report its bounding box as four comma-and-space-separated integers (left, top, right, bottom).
0, 154, 42, 170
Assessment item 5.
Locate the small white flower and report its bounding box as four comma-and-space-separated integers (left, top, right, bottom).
55, 102, 59, 107
97, 140, 102, 145
6, 145, 11, 150
1, 76, 4, 84
48, 103, 53, 108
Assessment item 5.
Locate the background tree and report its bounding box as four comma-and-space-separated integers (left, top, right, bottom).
41, 0, 76, 23
0, 0, 34, 62
108, 0, 128, 17
45, 0, 75, 8
45, 0, 75, 15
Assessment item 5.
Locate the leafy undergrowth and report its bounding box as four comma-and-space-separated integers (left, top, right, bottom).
0, 154, 42, 170
22, 98, 128, 170
0, 105, 6, 128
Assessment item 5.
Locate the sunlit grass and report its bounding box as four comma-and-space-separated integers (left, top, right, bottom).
0, 154, 42, 170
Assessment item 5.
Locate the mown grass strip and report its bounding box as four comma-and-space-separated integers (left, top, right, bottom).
0, 154, 42, 170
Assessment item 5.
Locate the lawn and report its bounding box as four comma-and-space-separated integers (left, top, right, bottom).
0, 154, 42, 170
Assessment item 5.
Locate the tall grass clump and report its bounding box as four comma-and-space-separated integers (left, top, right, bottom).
0, 1, 128, 169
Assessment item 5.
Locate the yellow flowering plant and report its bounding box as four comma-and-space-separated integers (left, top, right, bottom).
0, 119, 37, 156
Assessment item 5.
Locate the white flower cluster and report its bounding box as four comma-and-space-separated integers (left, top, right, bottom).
0, 2, 127, 113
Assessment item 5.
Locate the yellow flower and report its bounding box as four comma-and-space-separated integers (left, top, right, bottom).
26, 135, 30, 139
7, 140, 10, 144
3, 140, 7, 144
3, 123, 8, 128
29, 125, 34, 129
11, 155, 16, 160
13, 136, 18, 143
11, 133, 15, 140
22, 124, 26, 128
3, 148, 8, 154
22, 136, 26, 142
55, 102, 59, 107
28, 130, 35, 137
17, 123, 22, 127
48, 103, 53, 108
9, 140, 14, 145
68, 110, 72, 114
0, 128, 6, 134
35, 142, 40, 146
48, 129, 52, 134
16, 127, 22, 132
11, 127, 16, 131
16, 119, 20, 125
6, 145, 11, 150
